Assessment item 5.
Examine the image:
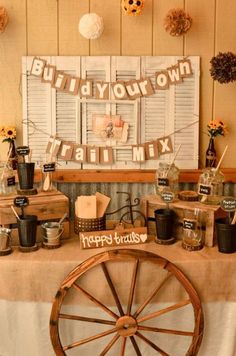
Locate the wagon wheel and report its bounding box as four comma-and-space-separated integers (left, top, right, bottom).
50, 249, 204, 355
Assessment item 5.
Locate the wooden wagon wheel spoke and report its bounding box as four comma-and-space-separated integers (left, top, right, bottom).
138, 325, 194, 337
99, 333, 120, 356
101, 262, 124, 316
63, 326, 119, 351
130, 336, 142, 356
73, 283, 119, 319
133, 272, 172, 318
59, 313, 116, 326
127, 259, 139, 315
136, 331, 170, 356
120, 337, 127, 356
137, 299, 191, 324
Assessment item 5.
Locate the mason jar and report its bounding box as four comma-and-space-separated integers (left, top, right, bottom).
0, 164, 16, 196
182, 209, 204, 251
155, 162, 179, 197
198, 168, 224, 205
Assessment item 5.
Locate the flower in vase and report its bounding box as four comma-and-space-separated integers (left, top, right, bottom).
207, 119, 228, 138
0, 126, 16, 143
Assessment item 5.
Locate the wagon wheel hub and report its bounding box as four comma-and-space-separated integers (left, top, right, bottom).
116, 315, 137, 337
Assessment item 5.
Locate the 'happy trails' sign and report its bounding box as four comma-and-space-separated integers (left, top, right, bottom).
80, 227, 148, 249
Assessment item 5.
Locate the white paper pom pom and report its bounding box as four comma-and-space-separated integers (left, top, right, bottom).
78, 13, 104, 40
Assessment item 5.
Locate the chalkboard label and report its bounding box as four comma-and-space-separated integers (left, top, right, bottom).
183, 219, 196, 230
161, 191, 174, 203
220, 197, 236, 212
7, 176, 15, 187
198, 184, 212, 196
43, 163, 55, 173
14, 196, 29, 207
158, 178, 169, 187
16, 146, 30, 156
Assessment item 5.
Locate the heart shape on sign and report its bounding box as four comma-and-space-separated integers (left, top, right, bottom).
140, 234, 147, 243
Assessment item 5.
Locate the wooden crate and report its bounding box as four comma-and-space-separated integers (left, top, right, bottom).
140, 195, 227, 247
0, 190, 69, 246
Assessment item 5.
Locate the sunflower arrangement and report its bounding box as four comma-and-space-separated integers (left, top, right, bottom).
207, 119, 228, 138
0, 126, 16, 143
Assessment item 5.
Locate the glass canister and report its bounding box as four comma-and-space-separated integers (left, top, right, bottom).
198, 168, 224, 205
155, 162, 179, 197
41, 162, 56, 192
0, 163, 16, 196
182, 209, 204, 251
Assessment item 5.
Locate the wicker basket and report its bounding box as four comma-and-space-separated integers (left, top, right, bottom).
74, 215, 106, 235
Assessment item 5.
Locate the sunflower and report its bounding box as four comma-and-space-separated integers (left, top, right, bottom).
0, 126, 16, 142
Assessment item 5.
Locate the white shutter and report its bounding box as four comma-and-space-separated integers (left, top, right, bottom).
23, 56, 199, 170
111, 56, 141, 169
141, 56, 199, 169
22, 56, 52, 167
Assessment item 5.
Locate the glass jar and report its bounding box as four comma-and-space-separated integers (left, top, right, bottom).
41, 162, 56, 192
198, 168, 224, 205
0, 164, 16, 196
155, 162, 179, 197
182, 209, 204, 251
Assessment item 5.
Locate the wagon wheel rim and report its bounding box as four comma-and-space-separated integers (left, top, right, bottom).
50, 249, 204, 356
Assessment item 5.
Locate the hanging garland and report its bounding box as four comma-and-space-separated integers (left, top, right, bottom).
0, 6, 9, 33
210, 52, 236, 84
164, 8, 192, 37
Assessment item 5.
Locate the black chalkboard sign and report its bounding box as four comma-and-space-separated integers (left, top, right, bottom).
220, 197, 236, 212
16, 146, 30, 156
161, 191, 174, 203
43, 162, 56, 173
7, 176, 15, 187
14, 196, 29, 207
183, 219, 196, 230
158, 178, 169, 187
198, 184, 212, 196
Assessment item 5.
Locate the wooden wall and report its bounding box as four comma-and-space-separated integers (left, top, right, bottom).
0, 0, 236, 169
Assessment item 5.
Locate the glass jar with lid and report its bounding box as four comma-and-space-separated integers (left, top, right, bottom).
182, 209, 204, 251
155, 162, 179, 197
198, 168, 224, 205
0, 163, 16, 196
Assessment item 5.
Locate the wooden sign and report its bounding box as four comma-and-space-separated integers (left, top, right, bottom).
14, 196, 29, 207
220, 197, 236, 212
161, 191, 174, 203
43, 163, 56, 173
80, 227, 148, 249
16, 146, 30, 156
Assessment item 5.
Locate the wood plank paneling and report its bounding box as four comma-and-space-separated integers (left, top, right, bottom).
153, 0, 184, 55
27, 0, 58, 55
90, 0, 121, 55
0, 0, 236, 170
58, 0, 89, 55
122, 0, 153, 55
214, 0, 236, 168
0, 0, 26, 158
185, 0, 215, 168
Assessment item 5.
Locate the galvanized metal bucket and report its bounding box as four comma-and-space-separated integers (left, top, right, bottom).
0, 227, 11, 253
41, 222, 64, 247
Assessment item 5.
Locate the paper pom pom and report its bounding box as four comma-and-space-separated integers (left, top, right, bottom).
164, 8, 192, 36
121, 0, 145, 16
0, 6, 9, 34
78, 13, 104, 40
210, 52, 236, 84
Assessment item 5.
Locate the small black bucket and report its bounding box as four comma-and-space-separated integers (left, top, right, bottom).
215, 218, 236, 253
154, 208, 175, 240
17, 215, 38, 247
17, 163, 35, 190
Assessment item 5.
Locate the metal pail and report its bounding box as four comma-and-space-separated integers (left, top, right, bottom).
41, 222, 63, 247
